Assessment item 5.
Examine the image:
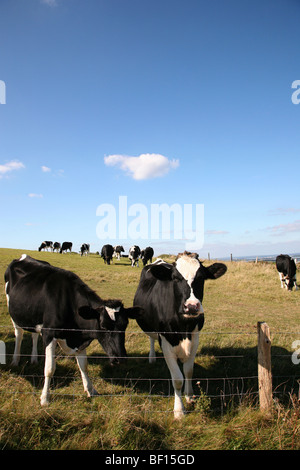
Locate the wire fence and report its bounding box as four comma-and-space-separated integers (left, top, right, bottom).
0, 323, 299, 416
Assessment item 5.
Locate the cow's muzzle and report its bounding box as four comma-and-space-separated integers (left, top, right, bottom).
183, 301, 202, 317
109, 356, 126, 366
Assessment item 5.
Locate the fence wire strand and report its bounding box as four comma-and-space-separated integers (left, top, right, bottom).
0, 323, 299, 414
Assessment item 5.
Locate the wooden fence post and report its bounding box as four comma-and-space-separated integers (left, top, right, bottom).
257, 322, 272, 412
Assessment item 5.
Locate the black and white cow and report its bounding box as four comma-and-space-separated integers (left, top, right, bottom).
4, 255, 141, 406
101, 244, 114, 265
60, 242, 72, 254
80, 243, 90, 256
38, 241, 53, 252
133, 252, 227, 419
129, 245, 141, 267
141, 247, 154, 266
276, 254, 299, 291
113, 245, 125, 260
53, 242, 61, 253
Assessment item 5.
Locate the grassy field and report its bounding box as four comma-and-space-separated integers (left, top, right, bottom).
0, 247, 299, 450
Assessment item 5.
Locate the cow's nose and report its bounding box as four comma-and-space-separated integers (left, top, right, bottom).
184, 301, 201, 314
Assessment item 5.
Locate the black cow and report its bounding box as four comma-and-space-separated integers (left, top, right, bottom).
60, 242, 72, 254
80, 243, 90, 256
129, 245, 141, 267
133, 252, 227, 419
53, 242, 61, 252
276, 254, 299, 291
141, 247, 154, 266
101, 244, 114, 265
38, 241, 53, 252
113, 245, 125, 260
4, 254, 141, 406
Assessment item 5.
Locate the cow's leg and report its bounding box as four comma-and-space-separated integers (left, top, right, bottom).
11, 321, 24, 366
183, 331, 199, 403
279, 272, 284, 288
160, 337, 185, 419
149, 336, 156, 363
40, 339, 57, 406
76, 350, 99, 397
31, 332, 39, 364
56, 340, 99, 398
293, 276, 299, 291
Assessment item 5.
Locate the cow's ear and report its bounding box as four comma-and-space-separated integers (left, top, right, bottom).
148, 263, 173, 281
123, 306, 144, 319
78, 306, 99, 319
205, 263, 227, 280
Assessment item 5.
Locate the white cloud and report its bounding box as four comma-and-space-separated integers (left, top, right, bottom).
104, 153, 179, 180
28, 193, 43, 198
205, 230, 229, 235
41, 165, 51, 172
0, 161, 25, 178
266, 220, 300, 236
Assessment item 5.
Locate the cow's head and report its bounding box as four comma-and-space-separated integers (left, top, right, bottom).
79, 300, 142, 364
282, 275, 298, 291
147, 252, 227, 319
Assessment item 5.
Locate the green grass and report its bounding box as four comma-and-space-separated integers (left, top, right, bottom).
0, 247, 300, 450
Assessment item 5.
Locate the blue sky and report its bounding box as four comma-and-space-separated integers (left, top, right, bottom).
1, 0, 300, 259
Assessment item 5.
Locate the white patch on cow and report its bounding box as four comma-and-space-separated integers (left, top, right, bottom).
175, 255, 200, 286
105, 306, 120, 321
35, 324, 43, 333
175, 255, 203, 314
19, 254, 27, 261
5, 281, 9, 306
173, 327, 200, 363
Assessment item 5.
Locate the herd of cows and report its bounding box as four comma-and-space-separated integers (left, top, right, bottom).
3, 247, 299, 418
37, 240, 154, 267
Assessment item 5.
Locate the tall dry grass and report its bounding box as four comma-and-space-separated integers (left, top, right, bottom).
0, 248, 299, 450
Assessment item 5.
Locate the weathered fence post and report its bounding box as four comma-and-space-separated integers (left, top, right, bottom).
257, 322, 272, 412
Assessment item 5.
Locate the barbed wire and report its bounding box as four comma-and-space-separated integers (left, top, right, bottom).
0, 322, 299, 412
0, 323, 299, 336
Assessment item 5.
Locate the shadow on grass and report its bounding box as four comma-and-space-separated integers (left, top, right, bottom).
3, 330, 299, 412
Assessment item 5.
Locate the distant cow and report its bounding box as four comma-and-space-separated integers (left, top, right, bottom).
53, 242, 61, 252
276, 254, 298, 291
4, 254, 141, 405
133, 252, 227, 419
60, 242, 72, 254
141, 247, 154, 266
80, 244, 90, 256
38, 241, 53, 252
113, 245, 125, 260
129, 245, 141, 267
101, 244, 114, 265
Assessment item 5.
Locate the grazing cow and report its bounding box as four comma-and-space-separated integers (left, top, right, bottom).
133, 252, 227, 419
38, 241, 53, 252
129, 245, 141, 267
141, 247, 154, 266
113, 245, 125, 260
53, 242, 61, 253
276, 254, 299, 291
60, 242, 72, 254
4, 255, 141, 406
80, 243, 90, 256
101, 244, 114, 265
